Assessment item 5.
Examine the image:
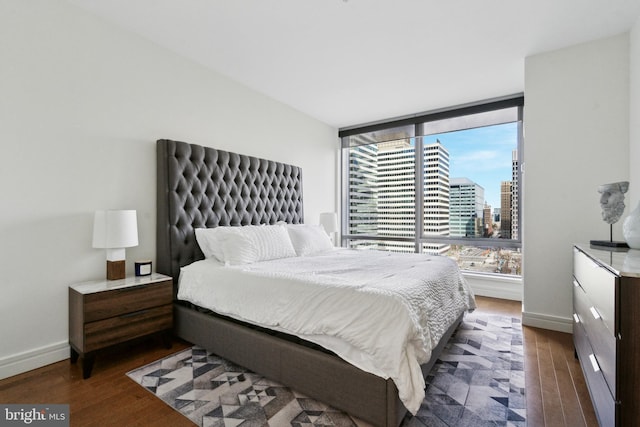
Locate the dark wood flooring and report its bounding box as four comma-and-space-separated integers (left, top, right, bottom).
0, 296, 598, 426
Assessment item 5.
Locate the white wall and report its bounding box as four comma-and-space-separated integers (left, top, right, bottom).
630, 17, 640, 206
523, 34, 630, 332
0, 0, 337, 379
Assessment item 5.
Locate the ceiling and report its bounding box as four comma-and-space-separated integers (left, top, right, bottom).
67, 0, 640, 129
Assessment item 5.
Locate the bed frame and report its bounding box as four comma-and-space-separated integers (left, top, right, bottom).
155, 139, 462, 427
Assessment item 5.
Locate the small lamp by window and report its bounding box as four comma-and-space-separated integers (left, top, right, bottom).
92, 210, 138, 280
319, 212, 338, 245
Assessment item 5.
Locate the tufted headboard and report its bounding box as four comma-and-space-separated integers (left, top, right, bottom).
156, 139, 304, 289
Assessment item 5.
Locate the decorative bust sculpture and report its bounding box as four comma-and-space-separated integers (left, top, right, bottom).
598, 181, 629, 224
591, 181, 630, 248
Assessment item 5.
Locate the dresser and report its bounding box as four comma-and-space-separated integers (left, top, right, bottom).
573, 245, 640, 426
69, 273, 173, 378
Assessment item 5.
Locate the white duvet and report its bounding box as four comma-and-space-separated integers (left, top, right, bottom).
177, 248, 476, 414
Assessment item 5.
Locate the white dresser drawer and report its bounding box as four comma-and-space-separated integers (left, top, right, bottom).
573, 244, 640, 425
573, 280, 616, 396
573, 319, 616, 427
574, 248, 616, 335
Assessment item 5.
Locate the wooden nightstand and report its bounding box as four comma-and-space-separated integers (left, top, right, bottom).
69, 273, 173, 378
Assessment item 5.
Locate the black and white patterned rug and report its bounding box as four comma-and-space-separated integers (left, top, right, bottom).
127, 313, 525, 427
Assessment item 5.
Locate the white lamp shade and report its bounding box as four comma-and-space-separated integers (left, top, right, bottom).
319, 212, 338, 234
92, 210, 139, 249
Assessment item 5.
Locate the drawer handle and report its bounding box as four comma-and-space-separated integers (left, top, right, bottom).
589, 306, 601, 320
115, 285, 144, 293
120, 309, 149, 319
588, 354, 601, 372
573, 313, 580, 323
573, 280, 579, 288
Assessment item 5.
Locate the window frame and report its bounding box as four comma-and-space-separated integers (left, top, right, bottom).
339, 95, 524, 256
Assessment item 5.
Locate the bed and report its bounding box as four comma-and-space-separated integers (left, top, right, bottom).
156, 139, 475, 426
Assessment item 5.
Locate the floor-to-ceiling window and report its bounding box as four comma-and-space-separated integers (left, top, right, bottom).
340, 96, 523, 276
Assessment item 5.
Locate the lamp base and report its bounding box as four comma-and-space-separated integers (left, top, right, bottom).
590, 239, 629, 248
106, 260, 126, 280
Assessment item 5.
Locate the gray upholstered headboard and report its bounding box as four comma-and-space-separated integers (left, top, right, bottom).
156, 139, 304, 287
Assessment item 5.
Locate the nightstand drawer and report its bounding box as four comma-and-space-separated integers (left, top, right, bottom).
84, 280, 172, 322
84, 304, 173, 352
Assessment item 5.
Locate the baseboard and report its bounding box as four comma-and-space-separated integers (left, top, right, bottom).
461, 273, 574, 333
0, 341, 69, 381
463, 272, 523, 301
522, 311, 573, 333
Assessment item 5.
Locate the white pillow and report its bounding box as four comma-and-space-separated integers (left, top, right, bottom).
218, 224, 297, 265
286, 224, 334, 256
194, 227, 226, 261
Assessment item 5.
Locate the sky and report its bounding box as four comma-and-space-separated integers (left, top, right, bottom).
423, 122, 518, 209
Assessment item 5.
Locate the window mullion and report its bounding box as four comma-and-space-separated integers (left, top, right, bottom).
414, 125, 424, 253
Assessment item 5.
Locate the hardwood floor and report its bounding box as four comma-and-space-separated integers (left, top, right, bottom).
0, 335, 193, 426
476, 296, 598, 427
0, 296, 598, 426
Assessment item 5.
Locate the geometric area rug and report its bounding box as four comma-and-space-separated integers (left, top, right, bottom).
126, 313, 526, 427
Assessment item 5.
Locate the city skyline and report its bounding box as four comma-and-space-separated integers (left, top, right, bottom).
423, 121, 518, 209
347, 123, 521, 274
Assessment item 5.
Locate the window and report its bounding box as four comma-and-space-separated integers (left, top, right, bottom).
340, 96, 523, 276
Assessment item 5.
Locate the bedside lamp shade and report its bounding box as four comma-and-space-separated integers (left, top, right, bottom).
319, 212, 338, 234
93, 210, 138, 280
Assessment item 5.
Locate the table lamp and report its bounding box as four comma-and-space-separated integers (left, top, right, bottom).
92, 210, 138, 280
319, 212, 338, 245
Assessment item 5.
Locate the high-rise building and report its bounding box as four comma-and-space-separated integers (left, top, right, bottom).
500, 181, 513, 239
483, 203, 494, 237
511, 149, 519, 240
346, 139, 451, 253
347, 142, 379, 238
449, 177, 484, 237
377, 139, 415, 252
423, 141, 450, 254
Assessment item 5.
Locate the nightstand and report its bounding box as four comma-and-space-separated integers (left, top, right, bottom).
69, 273, 173, 378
